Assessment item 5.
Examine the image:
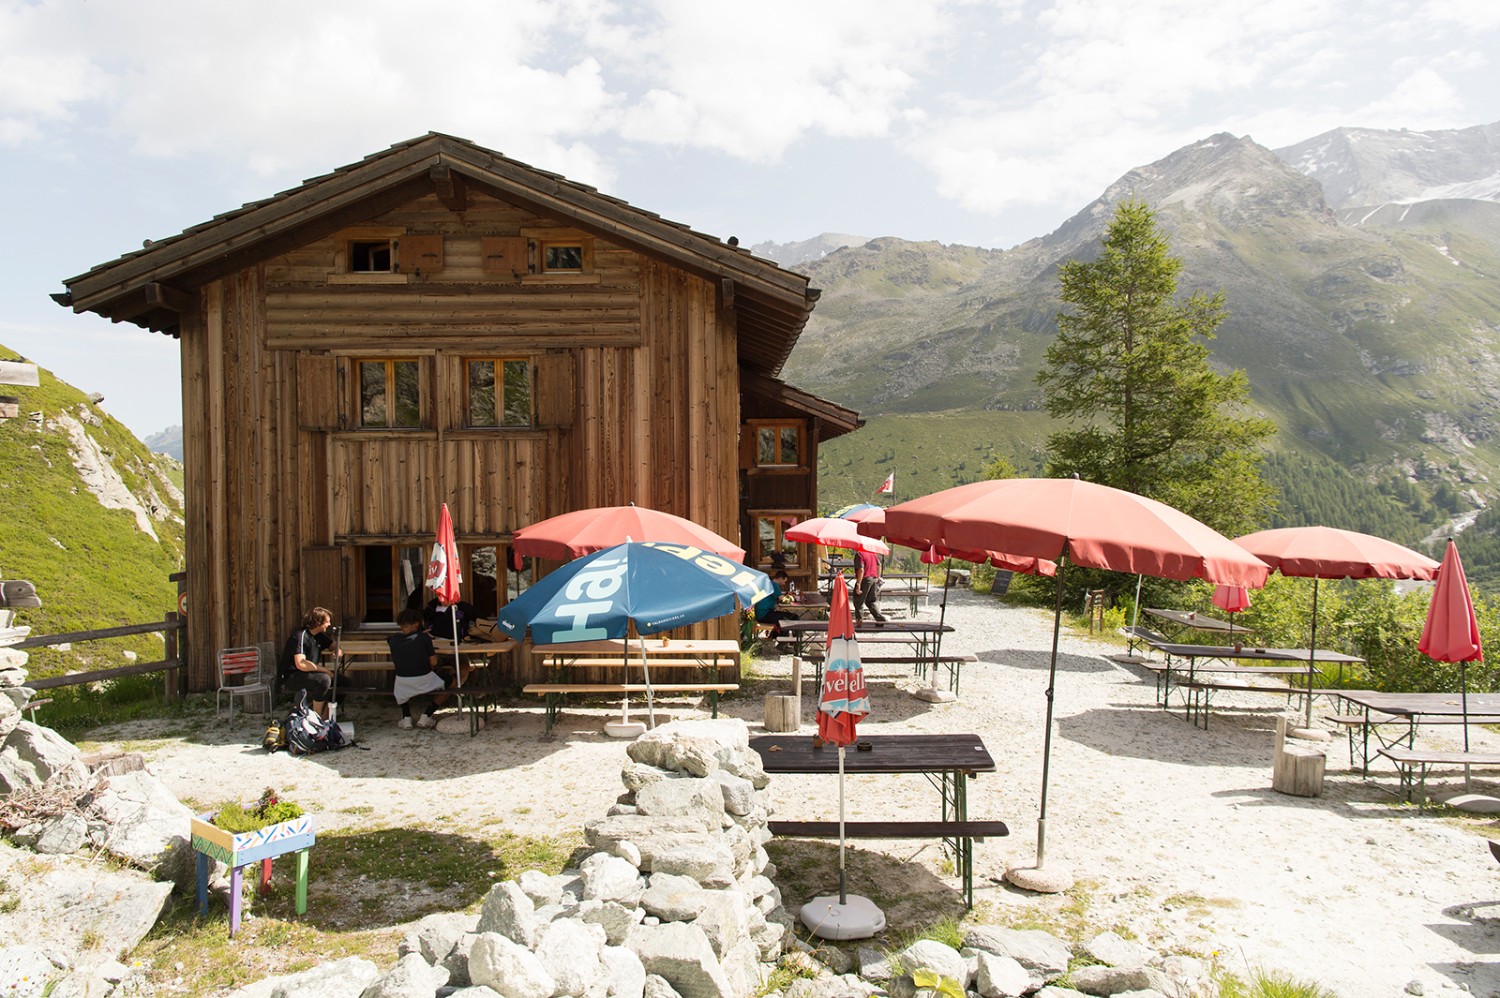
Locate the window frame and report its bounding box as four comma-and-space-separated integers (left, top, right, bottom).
356, 357, 425, 430
749, 511, 809, 570
749, 420, 805, 469
464, 356, 534, 429
349, 238, 394, 273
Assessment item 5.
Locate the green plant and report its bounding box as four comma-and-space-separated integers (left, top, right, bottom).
209, 787, 304, 833
911, 968, 965, 998
1214, 965, 1338, 998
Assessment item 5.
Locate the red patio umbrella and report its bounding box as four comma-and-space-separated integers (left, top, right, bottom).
425, 502, 467, 716
885, 477, 1269, 873
786, 516, 890, 556
801, 575, 882, 939
1419, 539, 1483, 751
511, 503, 745, 563
1212, 584, 1251, 637
1236, 525, 1440, 727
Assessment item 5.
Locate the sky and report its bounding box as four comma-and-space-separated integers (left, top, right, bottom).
3, 0, 1498, 439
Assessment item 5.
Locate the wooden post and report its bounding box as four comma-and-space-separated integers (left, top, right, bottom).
164, 612, 180, 703
764, 694, 799, 732
1272, 716, 1326, 797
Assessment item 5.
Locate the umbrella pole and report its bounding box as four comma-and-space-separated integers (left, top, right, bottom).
450, 605, 463, 724
1463, 661, 1471, 754
1305, 579, 1319, 729
838, 743, 848, 905
640, 632, 656, 729
1036, 559, 1067, 869
936, 558, 952, 664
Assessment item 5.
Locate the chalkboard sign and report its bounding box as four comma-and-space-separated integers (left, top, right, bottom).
990, 570, 1013, 595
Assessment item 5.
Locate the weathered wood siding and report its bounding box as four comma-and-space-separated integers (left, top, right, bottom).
181, 191, 742, 688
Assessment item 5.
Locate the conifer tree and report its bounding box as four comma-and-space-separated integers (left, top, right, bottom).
1036, 199, 1275, 538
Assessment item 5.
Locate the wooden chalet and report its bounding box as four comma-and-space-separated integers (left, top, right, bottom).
56, 133, 861, 690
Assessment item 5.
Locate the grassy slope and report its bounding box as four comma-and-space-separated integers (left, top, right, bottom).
0, 344, 185, 676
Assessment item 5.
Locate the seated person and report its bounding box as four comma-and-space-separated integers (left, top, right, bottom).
280, 607, 339, 720
388, 607, 459, 729
753, 572, 791, 640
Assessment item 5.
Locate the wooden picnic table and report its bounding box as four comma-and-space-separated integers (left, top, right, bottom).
750, 732, 1004, 907
524, 637, 741, 734
1334, 690, 1500, 778
1142, 607, 1251, 641
1143, 641, 1364, 729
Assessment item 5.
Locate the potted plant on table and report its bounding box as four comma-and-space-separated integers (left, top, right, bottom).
190, 787, 313, 862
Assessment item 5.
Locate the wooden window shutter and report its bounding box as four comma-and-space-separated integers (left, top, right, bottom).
299, 546, 345, 623
481, 236, 528, 278
534, 351, 576, 429
296, 354, 339, 430
738, 426, 755, 470
396, 234, 444, 274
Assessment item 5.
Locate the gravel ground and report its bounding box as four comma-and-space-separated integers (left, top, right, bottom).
85, 586, 1500, 998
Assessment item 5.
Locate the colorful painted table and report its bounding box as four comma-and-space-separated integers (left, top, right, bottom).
191, 812, 315, 936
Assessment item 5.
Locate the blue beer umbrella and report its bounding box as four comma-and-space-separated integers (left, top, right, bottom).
498, 541, 773, 731
497, 540, 773, 644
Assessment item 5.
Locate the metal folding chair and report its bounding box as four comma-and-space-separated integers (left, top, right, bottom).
216, 646, 272, 722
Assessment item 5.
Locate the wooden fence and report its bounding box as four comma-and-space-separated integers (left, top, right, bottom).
13, 613, 186, 697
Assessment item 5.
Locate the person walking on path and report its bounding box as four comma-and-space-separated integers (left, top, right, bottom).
853, 547, 887, 624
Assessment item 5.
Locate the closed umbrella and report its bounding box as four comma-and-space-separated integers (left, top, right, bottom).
425, 503, 466, 726
1212, 584, 1251, 638
1419, 539, 1483, 752
1236, 526, 1440, 728
511, 503, 745, 563
800, 575, 884, 940
886, 478, 1268, 877
497, 541, 772, 732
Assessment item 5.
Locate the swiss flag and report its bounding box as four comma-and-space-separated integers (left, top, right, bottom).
875, 472, 895, 495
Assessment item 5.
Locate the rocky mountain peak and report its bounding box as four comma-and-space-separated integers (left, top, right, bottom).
1275, 120, 1500, 209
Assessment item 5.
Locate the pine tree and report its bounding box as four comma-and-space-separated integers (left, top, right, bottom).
1036, 199, 1276, 539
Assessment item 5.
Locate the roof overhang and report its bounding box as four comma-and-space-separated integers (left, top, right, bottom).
741, 369, 863, 442
58, 133, 820, 374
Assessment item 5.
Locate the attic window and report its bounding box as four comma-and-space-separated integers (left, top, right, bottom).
350, 240, 393, 273
542, 242, 584, 273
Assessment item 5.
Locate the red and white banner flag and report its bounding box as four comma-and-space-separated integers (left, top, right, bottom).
875, 472, 895, 495
426, 502, 463, 607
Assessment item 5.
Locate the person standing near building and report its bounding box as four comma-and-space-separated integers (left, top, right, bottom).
853, 547, 886, 625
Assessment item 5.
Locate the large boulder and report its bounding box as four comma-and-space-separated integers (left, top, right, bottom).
269, 958, 380, 998
86, 770, 196, 890
534, 918, 607, 997
476, 881, 541, 948
625, 922, 734, 998
579, 852, 645, 904
626, 721, 750, 778
0, 723, 88, 794
361, 952, 450, 998
0, 843, 172, 964
634, 778, 726, 828
468, 933, 555, 998
963, 926, 1072, 988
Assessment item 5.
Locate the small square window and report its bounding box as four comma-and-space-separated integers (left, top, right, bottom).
350, 240, 393, 273
359, 359, 422, 428
542, 243, 584, 273
753, 423, 802, 467
467, 359, 532, 427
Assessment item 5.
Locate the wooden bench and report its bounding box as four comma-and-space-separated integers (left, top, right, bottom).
792, 653, 979, 696
1118, 625, 1169, 660
522, 682, 740, 735
1376, 746, 1500, 803
1328, 712, 1500, 774
1182, 679, 1304, 729
768, 818, 1008, 908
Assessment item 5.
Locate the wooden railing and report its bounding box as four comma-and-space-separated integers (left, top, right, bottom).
13, 613, 186, 697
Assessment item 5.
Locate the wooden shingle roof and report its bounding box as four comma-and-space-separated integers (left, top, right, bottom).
57, 132, 821, 375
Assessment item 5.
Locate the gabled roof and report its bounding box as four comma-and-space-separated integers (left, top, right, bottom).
57, 132, 820, 375
741, 370, 863, 441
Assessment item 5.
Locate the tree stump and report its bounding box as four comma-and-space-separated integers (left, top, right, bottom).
765, 693, 800, 732
1272, 716, 1325, 797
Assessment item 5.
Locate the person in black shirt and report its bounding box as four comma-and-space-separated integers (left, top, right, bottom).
388, 608, 454, 729
281, 607, 339, 719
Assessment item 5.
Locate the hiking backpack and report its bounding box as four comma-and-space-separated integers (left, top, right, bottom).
284, 689, 347, 755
